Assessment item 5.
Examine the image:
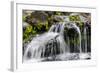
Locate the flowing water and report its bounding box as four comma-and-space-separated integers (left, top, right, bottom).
23, 18, 91, 62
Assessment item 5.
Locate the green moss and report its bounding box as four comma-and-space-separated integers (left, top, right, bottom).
22, 15, 26, 21
69, 15, 81, 21
23, 25, 37, 42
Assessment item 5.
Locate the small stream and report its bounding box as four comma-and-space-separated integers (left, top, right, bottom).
23, 17, 91, 62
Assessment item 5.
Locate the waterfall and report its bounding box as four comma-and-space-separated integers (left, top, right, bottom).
23, 22, 82, 61
23, 32, 59, 60
84, 27, 87, 53
82, 22, 91, 53
64, 22, 82, 53
49, 22, 69, 53
73, 23, 82, 53
23, 19, 91, 62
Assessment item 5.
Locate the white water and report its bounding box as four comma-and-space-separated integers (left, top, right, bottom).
69, 23, 82, 53
23, 19, 90, 62
23, 32, 59, 60
84, 27, 87, 52
64, 22, 82, 53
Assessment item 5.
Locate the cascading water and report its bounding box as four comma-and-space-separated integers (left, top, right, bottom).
64, 22, 82, 53
23, 17, 91, 62
23, 32, 59, 59
49, 22, 68, 53
84, 27, 87, 52
82, 22, 91, 53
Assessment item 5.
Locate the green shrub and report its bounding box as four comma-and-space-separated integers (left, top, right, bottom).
69, 15, 81, 21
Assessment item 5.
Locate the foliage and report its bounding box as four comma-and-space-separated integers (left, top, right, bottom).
22, 15, 26, 22
69, 15, 81, 21
23, 25, 36, 42
23, 11, 90, 43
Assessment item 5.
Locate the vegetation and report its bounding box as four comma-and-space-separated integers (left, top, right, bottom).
23, 10, 90, 44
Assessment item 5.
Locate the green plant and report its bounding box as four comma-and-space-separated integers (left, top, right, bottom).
23, 25, 37, 42
69, 15, 81, 21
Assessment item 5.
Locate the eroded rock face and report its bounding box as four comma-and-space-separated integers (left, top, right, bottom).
25, 11, 48, 25
31, 11, 48, 22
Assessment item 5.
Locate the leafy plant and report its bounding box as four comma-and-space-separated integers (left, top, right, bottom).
69, 15, 81, 21
23, 25, 36, 42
